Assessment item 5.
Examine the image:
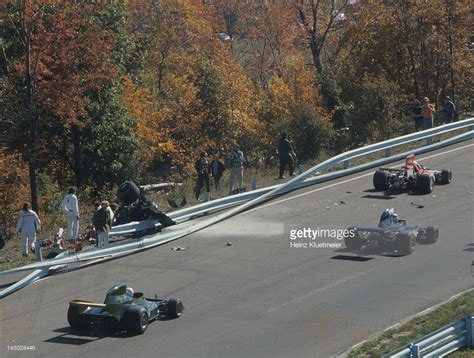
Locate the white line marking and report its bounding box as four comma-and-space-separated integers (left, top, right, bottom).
244, 142, 474, 214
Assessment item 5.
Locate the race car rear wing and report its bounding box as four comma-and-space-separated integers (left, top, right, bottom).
377, 168, 404, 172
69, 300, 106, 309
348, 225, 392, 234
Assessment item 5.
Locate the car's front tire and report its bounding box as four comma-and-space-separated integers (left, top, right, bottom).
167, 298, 184, 319
425, 226, 439, 244
440, 169, 452, 184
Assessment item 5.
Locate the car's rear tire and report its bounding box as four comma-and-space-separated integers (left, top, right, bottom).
167, 298, 184, 319
344, 230, 363, 251
373, 170, 389, 191
440, 169, 452, 184
416, 174, 435, 194
67, 306, 87, 329
425, 226, 439, 244
122, 307, 148, 335
117, 181, 140, 206
396, 233, 416, 255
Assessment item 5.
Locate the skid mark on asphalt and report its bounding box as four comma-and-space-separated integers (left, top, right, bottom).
265, 261, 396, 313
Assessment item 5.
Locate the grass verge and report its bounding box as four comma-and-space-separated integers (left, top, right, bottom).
348, 290, 474, 357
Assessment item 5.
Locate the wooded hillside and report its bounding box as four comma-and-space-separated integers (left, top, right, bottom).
0, 0, 471, 237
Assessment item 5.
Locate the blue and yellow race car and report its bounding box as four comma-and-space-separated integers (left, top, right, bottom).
67, 283, 184, 335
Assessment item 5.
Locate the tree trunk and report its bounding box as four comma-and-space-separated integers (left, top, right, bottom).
72, 125, 82, 188
23, 0, 39, 214
446, 1, 455, 101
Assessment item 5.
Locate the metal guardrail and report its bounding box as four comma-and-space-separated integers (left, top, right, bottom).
112, 118, 474, 234
160, 118, 474, 223
384, 315, 474, 357
1, 118, 473, 298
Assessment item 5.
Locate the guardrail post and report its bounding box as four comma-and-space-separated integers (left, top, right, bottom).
385, 148, 392, 157
343, 160, 349, 169
34, 240, 42, 262
466, 316, 474, 348
426, 137, 433, 145
409, 343, 420, 358
252, 176, 257, 190
298, 164, 304, 174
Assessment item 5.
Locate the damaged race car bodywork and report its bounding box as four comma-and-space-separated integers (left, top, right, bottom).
113, 181, 176, 229
373, 154, 452, 194
67, 283, 184, 335
345, 208, 439, 256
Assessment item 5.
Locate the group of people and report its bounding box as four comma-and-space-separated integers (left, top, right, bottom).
194, 146, 244, 201
16, 187, 115, 257
412, 96, 456, 131
16, 136, 299, 255
194, 134, 298, 201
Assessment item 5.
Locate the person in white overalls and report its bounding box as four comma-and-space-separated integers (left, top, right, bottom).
61, 187, 80, 242
16, 202, 41, 256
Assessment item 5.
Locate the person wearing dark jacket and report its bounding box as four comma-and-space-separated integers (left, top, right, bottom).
195, 151, 211, 201
277, 132, 296, 179
442, 96, 456, 124
210, 155, 225, 191
412, 99, 423, 131
93, 201, 112, 248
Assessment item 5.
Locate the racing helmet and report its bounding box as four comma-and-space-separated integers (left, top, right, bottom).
126, 287, 134, 298
379, 208, 394, 223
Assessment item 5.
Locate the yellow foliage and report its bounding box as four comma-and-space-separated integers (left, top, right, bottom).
0, 149, 30, 239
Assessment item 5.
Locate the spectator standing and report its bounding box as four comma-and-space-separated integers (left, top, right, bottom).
228, 145, 244, 195
421, 97, 436, 129
442, 96, 456, 124
194, 151, 211, 201
277, 132, 297, 179
93, 200, 112, 248
412, 99, 423, 131
61, 187, 80, 242
210, 155, 225, 191
16, 202, 41, 256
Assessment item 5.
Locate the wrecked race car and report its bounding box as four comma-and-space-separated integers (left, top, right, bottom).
344, 208, 439, 256
113, 181, 176, 229
67, 283, 184, 335
373, 154, 452, 194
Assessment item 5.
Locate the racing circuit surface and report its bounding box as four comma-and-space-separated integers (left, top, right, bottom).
0, 142, 472, 357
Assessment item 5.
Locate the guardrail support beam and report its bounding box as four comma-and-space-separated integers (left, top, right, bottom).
426, 137, 433, 145
343, 160, 349, 169
467, 316, 474, 348
35, 240, 42, 262
409, 343, 420, 358
385, 148, 392, 157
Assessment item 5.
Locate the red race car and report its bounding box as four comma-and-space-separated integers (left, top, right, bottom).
373, 154, 452, 194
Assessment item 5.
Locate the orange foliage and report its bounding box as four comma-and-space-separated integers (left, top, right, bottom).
18, 1, 115, 128
0, 149, 30, 239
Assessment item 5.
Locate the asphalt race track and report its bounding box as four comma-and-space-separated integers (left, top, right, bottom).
1, 142, 473, 358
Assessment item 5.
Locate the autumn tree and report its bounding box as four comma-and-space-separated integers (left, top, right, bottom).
296, 0, 350, 74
